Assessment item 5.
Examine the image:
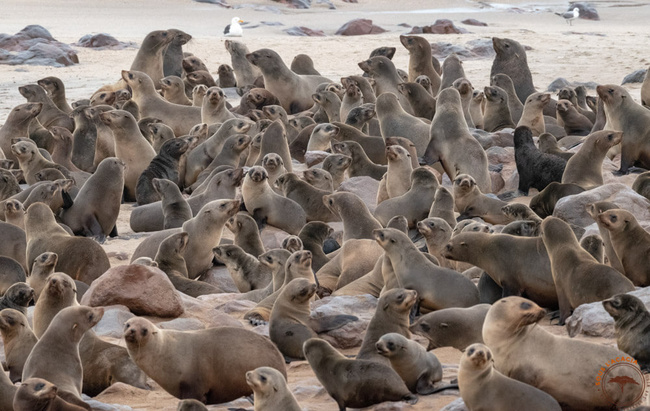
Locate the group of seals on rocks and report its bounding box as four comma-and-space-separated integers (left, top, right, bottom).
1, 27, 650, 411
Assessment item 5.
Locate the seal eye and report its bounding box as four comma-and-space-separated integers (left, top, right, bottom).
226, 251, 231, 257
610, 215, 617, 222
35, 382, 45, 391
260, 375, 267, 382
520, 302, 532, 310
468, 347, 475, 355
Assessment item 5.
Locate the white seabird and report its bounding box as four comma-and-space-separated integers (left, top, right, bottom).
224, 17, 244, 37
556, 8, 580, 26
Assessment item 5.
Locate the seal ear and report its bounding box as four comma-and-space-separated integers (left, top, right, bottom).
72, 323, 78, 331
439, 323, 449, 328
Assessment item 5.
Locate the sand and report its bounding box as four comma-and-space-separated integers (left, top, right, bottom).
2, 0, 650, 409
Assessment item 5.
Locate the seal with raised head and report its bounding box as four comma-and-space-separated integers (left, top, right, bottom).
123, 317, 286, 404
0, 308, 38, 383
304, 338, 417, 410
376, 333, 443, 395
490, 37, 536, 104
13, 378, 88, 411
400, 35, 441, 93
459, 343, 561, 411
562, 130, 622, 189
603, 294, 650, 371
130, 30, 175, 87
541, 216, 635, 325
246, 366, 301, 411
483, 297, 643, 409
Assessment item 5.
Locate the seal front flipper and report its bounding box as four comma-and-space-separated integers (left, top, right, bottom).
309, 314, 358, 333
82, 214, 105, 243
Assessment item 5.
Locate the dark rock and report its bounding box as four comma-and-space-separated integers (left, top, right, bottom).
261, 21, 284, 26
622, 69, 647, 85
277, 0, 311, 9
284, 26, 326, 36
409, 19, 469, 35
0, 25, 78, 67
336, 19, 387, 36
398, 23, 412, 27
546, 77, 599, 92
569, 2, 600, 20
430, 38, 495, 60
462, 18, 488, 26
75, 33, 136, 50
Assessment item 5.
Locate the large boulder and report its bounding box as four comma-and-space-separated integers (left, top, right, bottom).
81, 264, 184, 317
0, 25, 78, 67
409, 20, 469, 35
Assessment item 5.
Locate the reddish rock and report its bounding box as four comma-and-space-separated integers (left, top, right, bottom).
81, 264, 184, 318
462, 18, 488, 27
408, 19, 469, 35
284, 26, 326, 37
336, 19, 387, 36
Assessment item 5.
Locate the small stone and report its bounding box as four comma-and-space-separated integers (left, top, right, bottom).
461, 18, 488, 26
284, 26, 326, 37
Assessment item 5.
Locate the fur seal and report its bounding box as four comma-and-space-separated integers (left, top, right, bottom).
376, 228, 479, 310
275, 172, 339, 222
124, 317, 286, 404
37, 76, 73, 114
246, 366, 301, 411
60, 157, 124, 240
201, 87, 235, 125
400, 35, 441, 93
490, 38, 536, 104
513, 126, 566, 196
322, 154, 351, 189
0, 102, 42, 165
444, 232, 557, 308
217, 64, 237, 87
302, 168, 333, 191
241, 166, 306, 234
246, 48, 329, 114
122, 70, 202, 136
155, 232, 221, 297
131, 199, 240, 278
298, 221, 332, 272
136, 137, 190, 204
224, 40, 262, 88
483, 296, 643, 409
482, 85, 515, 131
4, 199, 25, 229
516, 92, 550, 136
161, 76, 192, 105
358, 56, 413, 114
397, 82, 436, 120
538, 132, 574, 160
163, 30, 191, 79
556, 99, 592, 136
331, 140, 386, 180
441, 53, 466, 91
26, 203, 110, 284
312, 90, 341, 123
459, 343, 562, 411
0, 282, 33, 315
323, 192, 382, 241
0, 308, 37, 382
130, 30, 175, 87
374, 167, 438, 227
270, 278, 356, 360
11, 139, 71, 185
410, 304, 489, 351
23, 305, 104, 410
580, 233, 605, 263
375, 333, 443, 395
226, 212, 265, 257
453, 77, 476, 128
541, 217, 635, 324
153, 178, 192, 229
213, 244, 271, 292
99, 109, 156, 201
599, 209, 650, 286
603, 294, 650, 371
68, 104, 97, 172
376, 93, 430, 155
340, 83, 362, 121
597, 84, 650, 173
13, 378, 87, 411
632, 171, 650, 201
304, 338, 417, 410
529, 181, 584, 218
424, 87, 491, 193
0, 255, 26, 294
562, 130, 622, 189
452, 174, 508, 224
255, 120, 292, 172
490, 73, 524, 123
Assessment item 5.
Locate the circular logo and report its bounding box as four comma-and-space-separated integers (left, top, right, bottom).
599, 362, 647, 408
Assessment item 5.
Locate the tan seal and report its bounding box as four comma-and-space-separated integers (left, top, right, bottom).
459, 343, 561, 411
410, 304, 490, 351
123, 317, 286, 404
246, 366, 301, 411
13, 378, 87, 411
0, 308, 38, 383
562, 130, 622, 189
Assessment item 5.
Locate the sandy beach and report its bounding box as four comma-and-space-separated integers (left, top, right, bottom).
1, 0, 650, 409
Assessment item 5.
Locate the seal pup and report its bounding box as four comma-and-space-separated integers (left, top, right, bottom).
226, 212, 265, 257
0, 308, 38, 382
541, 217, 635, 324
153, 178, 192, 229
23, 306, 104, 410
358, 56, 413, 114
246, 48, 330, 113
60, 157, 124, 241
459, 343, 561, 411
482, 85, 515, 132
529, 181, 584, 218
538, 132, 574, 160
123, 317, 286, 404
303, 338, 417, 410
397, 82, 436, 120
562, 130, 622, 189
269, 278, 356, 360
275, 172, 339, 222
160, 76, 192, 105
376, 333, 443, 395
13, 378, 87, 411
331, 140, 386, 180
597, 84, 650, 173
484, 297, 644, 409
603, 294, 650, 371
213, 244, 272, 292
410, 304, 490, 351
323, 192, 382, 241
556, 99, 592, 135
513, 126, 566, 196
26, 203, 110, 285
599, 209, 650, 286
136, 137, 191, 205
11, 139, 71, 185
0, 102, 42, 164
0, 282, 34, 315
632, 171, 650, 201
246, 366, 301, 411
37, 76, 73, 113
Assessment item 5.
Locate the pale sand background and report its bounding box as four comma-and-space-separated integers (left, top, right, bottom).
1, 0, 649, 409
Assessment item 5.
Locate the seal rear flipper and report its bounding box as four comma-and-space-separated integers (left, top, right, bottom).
109, 224, 118, 237
58, 391, 91, 411
419, 383, 458, 395
83, 214, 106, 244
62, 190, 74, 209
310, 314, 358, 333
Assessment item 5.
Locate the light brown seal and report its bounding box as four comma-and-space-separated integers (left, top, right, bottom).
459, 343, 561, 411
37, 76, 73, 113
483, 296, 643, 409
323, 192, 382, 241
516, 92, 549, 136
561, 130, 622, 189
13, 378, 87, 411
410, 304, 490, 351
400, 35, 441, 93
556, 99, 593, 136
482, 85, 515, 132
0, 308, 37, 383
246, 366, 301, 411
541, 216, 635, 324
376, 92, 430, 155
124, 317, 286, 404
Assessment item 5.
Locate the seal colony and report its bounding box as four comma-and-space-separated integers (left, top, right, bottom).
0, 24, 650, 411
